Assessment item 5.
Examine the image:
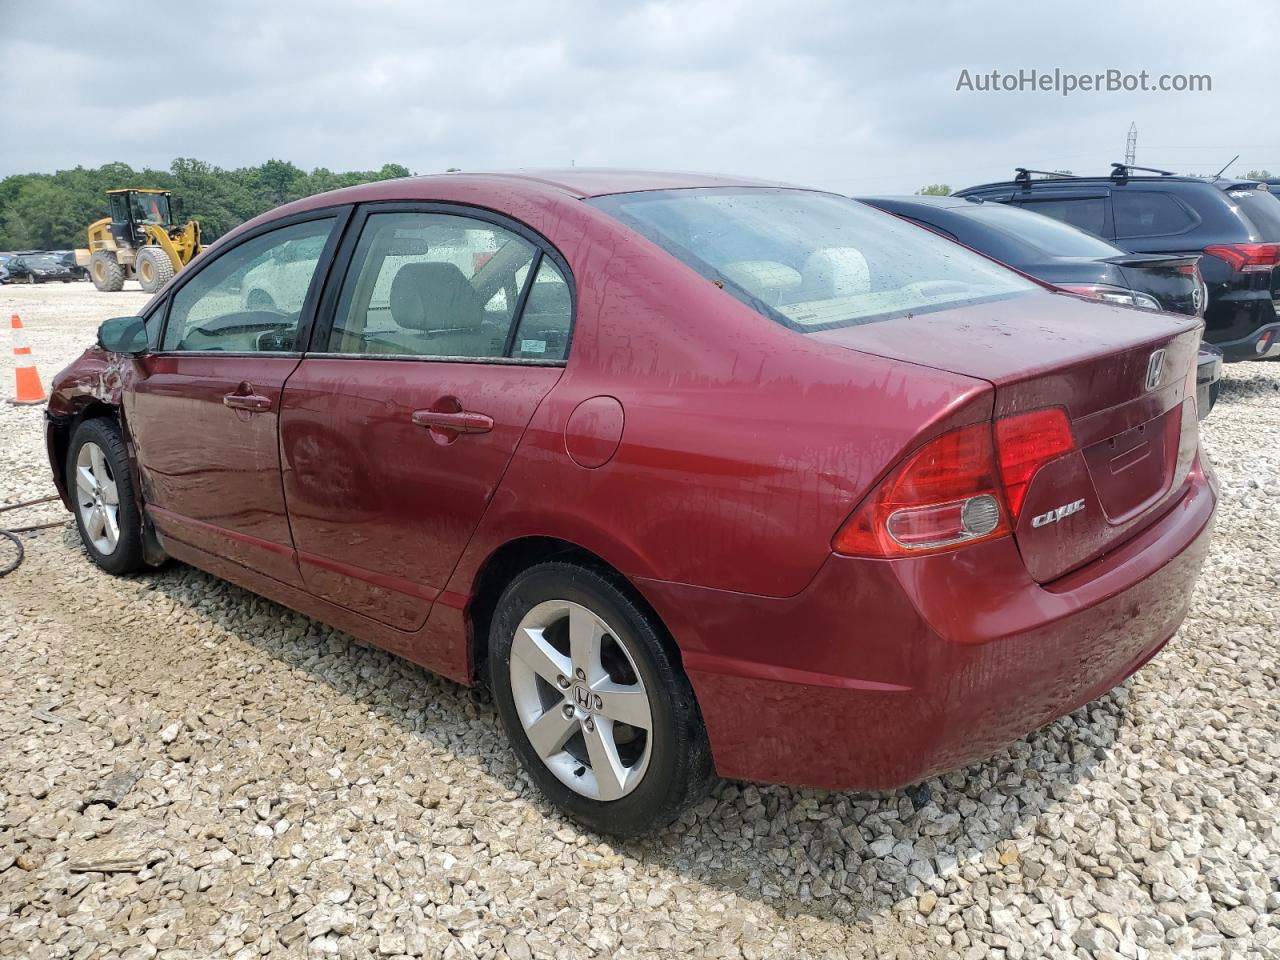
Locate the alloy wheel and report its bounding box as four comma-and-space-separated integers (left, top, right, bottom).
508, 600, 654, 801
75, 441, 121, 555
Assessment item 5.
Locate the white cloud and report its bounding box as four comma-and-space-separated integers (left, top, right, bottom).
2, 0, 1277, 192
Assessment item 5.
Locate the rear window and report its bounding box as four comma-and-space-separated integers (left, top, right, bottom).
589, 188, 1036, 331
1228, 188, 1280, 238
959, 203, 1122, 258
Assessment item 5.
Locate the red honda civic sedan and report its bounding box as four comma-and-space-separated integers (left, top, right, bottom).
46, 170, 1217, 835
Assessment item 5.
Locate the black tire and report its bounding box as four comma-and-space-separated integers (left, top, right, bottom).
90, 251, 125, 292
135, 246, 175, 294
28, 273, 37, 284
1208, 380, 1220, 411
489, 562, 713, 837
67, 418, 146, 575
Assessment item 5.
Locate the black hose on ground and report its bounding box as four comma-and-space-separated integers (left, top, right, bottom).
0, 494, 65, 578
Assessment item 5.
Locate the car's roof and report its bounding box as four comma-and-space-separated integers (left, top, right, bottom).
446, 168, 794, 198
859, 195, 975, 209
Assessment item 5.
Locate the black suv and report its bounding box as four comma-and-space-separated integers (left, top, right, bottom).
956, 165, 1280, 361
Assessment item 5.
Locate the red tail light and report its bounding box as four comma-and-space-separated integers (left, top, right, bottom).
834, 409, 1076, 558
1203, 242, 1280, 273
994, 408, 1075, 520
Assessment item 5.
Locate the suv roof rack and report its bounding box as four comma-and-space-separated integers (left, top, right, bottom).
1110, 162, 1175, 180
1012, 168, 1081, 186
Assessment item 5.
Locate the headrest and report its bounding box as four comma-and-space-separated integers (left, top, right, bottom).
799, 248, 871, 300
389, 261, 484, 331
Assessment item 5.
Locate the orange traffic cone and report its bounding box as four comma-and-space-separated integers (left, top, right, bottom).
10, 314, 47, 405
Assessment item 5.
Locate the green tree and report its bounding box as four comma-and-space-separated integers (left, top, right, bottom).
0, 157, 415, 249
915, 184, 952, 196
1243, 169, 1273, 181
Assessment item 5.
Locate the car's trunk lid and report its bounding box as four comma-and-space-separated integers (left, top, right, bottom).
1103, 252, 1205, 316
813, 290, 1203, 582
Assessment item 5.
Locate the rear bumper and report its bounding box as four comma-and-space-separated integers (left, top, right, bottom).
1196, 347, 1222, 418
1213, 321, 1280, 362
640, 461, 1216, 792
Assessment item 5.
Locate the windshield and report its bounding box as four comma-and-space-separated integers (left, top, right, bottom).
959, 202, 1121, 258
130, 192, 172, 226
589, 188, 1036, 331
25, 256, 60, 268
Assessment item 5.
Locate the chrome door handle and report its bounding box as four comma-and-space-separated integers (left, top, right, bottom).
223, 393, 272, 411
411, 409, 494, 434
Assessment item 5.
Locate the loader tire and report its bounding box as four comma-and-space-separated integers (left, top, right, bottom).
90, 251, 126, 292
135, 246, 174, 294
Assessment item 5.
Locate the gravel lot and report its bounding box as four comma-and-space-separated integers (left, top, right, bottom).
1, 282, 1277, 960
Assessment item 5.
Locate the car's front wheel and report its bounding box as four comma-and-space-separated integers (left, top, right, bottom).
489, 562, 713, 836
68, 418, 146, 575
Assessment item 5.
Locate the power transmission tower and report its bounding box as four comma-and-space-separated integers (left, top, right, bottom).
1125, 123, 1137, 166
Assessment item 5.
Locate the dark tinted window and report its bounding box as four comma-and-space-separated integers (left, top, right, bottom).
1229, 188, 1280, 238
961, 203, 1121, 258
1113, 192, 1196, 238
1015, 197, 1107, 237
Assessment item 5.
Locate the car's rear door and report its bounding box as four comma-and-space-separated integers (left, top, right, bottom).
124, 209, 350, 586
278, 204, 573, 630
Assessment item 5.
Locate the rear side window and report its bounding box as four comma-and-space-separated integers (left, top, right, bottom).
590, 188, 1035, 332
1113, 192, 1197, 238
961, 203, 1122, 258
1229, 188, 1280, 238
327, 212, 539, 359
510, 259, 572, 360
1014, 197, 1107, 237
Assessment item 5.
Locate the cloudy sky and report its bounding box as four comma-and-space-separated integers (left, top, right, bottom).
2, 0, 1276, 193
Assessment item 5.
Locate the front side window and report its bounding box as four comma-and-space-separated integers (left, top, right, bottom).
590, 188, 1036, 331
162, 217, 335, 352
327, 212, 541, 359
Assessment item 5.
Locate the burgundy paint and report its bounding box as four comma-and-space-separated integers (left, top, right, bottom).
564, 396, 625, 468
45, 169, 1218, 792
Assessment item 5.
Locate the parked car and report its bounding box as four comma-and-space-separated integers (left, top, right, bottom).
57, 250, 89, 280
7, 252, 81, 283
956, 165, 1280, 362
46, 171, 1216, 836
859, 194, 1223, 416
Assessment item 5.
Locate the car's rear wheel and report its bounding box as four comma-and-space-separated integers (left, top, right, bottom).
68, 418, 146, 575
489, 562, 713, 836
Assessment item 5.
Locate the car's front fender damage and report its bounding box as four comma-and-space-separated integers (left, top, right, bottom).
45, 349, 166, 566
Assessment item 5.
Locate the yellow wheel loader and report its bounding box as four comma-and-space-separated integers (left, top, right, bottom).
75, 189, 202, 293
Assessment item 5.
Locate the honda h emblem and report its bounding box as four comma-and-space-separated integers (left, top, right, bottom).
1145, 349, 1166, 392
574, 685, 592, 710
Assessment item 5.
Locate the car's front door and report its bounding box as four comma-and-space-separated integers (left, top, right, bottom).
124, 210, 348, 585
278, 206, 574, 631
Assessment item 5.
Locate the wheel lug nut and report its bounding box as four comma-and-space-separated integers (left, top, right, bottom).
594, 695, 603, 710
556, 675, 570, 689
561, 704, 574, 719
574, 667, 586, 680
584, 718, 595, 733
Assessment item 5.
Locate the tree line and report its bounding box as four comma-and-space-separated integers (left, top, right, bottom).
0, 158, 414, 251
